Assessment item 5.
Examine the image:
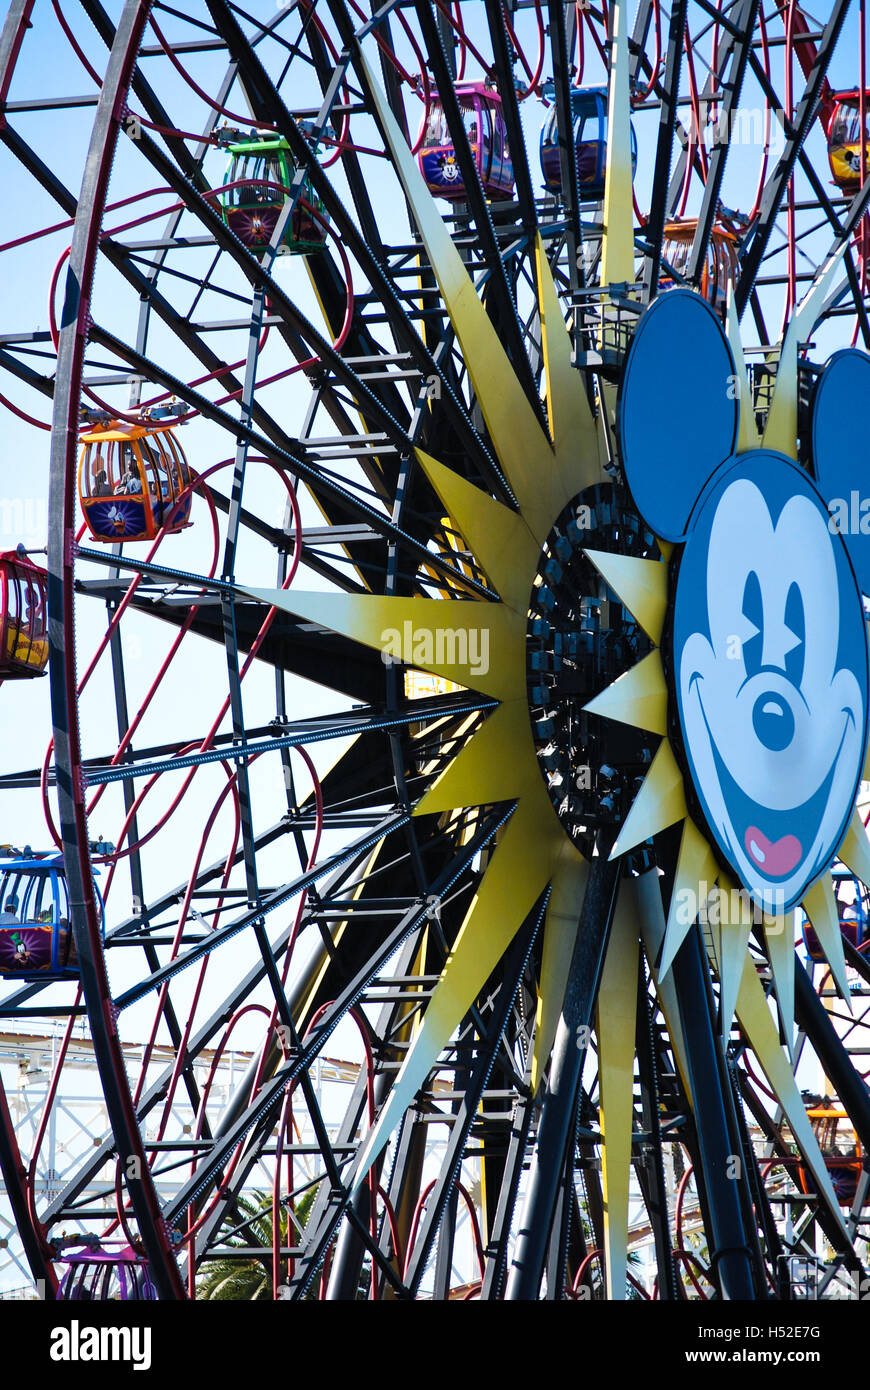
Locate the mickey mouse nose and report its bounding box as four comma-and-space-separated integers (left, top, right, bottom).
752, 692, 794, 752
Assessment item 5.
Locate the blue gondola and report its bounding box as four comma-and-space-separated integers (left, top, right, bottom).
0, 852, 103, 979
540, 85, 637, 200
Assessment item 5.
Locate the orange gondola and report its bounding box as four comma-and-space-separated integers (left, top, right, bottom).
798, 1106, 868, 1208
0, 549, 48, 678
78, 418, 193, 543
659, 219, 740, 309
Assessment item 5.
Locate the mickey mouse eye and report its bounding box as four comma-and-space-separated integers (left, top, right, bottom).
784, 581, 805, 687
740, 571, 763, 677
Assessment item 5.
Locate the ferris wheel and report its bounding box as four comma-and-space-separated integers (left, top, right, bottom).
1, 0, 870, 1303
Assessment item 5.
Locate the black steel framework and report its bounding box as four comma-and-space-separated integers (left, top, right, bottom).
0, 0, 868, 1302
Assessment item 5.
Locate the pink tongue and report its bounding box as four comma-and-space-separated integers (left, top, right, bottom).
745, 827, 802, 877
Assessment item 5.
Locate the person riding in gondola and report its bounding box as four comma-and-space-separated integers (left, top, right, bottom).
91, 457, 111, 497
79, 416, 193, 543
0, 895, 19, 924
116, 466, 141, 495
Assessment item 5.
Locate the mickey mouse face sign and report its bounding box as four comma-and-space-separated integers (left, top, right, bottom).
617, 290, 870, 914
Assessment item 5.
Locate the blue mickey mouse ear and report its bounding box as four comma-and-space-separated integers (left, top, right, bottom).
811, 348, 870, 596
617, 289, 738, 541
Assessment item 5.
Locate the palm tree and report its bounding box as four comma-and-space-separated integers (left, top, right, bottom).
196, 1188, 317, 1301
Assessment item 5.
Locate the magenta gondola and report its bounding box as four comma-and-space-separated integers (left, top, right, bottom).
417, 82, 514, 200
57, 1243, 158, 1301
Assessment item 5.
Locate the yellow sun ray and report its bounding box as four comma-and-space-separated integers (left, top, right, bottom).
596, 876, 640, 1301
659, 816, 720, 978
583, 649, 668, 736
634, 870, 693, 1104
358, 47, 574, 542
763, 240, 848, 457
237, 587, 524, 702
531, 848, 590, 1092
712, 873, 752, 1038
414, 701, 555, 819
610, 739, 687, 859
583, 550, 668, 644
600, 0, 634, 290
838, 808, 870, 890
725, 287, 761, 452
802, 875, 853, 1006
414, 450, 539, 614
764, 912, 797, 1060
351, 801, 561, 1189
735, 951, 850, 1241
533, 231, 600, 498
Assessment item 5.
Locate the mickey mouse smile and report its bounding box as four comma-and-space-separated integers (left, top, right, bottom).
690, 665, 857, 892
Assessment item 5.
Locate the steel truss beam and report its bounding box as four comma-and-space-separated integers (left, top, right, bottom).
736, 0, 853, 315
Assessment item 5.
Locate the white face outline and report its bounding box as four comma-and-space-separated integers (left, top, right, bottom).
674, 466, 868, 914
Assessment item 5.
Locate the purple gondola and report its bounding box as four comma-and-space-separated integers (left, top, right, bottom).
57, 1243, 158, 1301
417, 82, 514, 201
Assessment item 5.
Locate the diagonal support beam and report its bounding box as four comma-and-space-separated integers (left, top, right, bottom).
736, 0, 854, 315
642, 0, 688, 299
687, 0, 761, 289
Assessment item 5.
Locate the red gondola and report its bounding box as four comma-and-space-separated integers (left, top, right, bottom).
0, 549, 47, 678
417, 82, 514, 201
827, 93, 870, 190
78, 417, 193, 543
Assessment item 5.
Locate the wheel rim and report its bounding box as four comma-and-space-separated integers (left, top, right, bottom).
0, 0, 869, 1301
